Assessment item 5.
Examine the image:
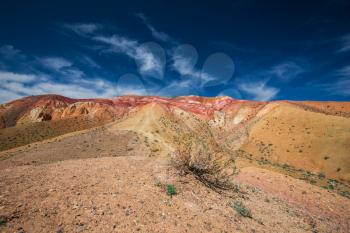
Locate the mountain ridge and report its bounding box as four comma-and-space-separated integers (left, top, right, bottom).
2, 94, 350, 129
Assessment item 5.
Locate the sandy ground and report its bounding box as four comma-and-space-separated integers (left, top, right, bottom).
0, 124, 349, 232
2, 155, 349, 233
0, 143, 349, 232
236, 167, 350, 232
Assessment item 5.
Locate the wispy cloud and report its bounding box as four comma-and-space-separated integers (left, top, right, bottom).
336, 65, 350, 76
135, 45, 164, 78
0, 45, 26, 60
136, 13, 172, 43
238, 80, 279, 101
171, 53, 214, 85
234, 61, 301, 101
0, 45, 30, 71
0, 71, 37, 83
326, 78, 350, 96
269, 61, 304, 81
155, 79, 199, 97
172, 54, 200, 78
322, 65, 350, 96
0, 89, 22, 103
314, 65, 350, 97
338, 33, 350, 53
0, 44, 117, 103
78, 55, 101, 68
38, 57, 72, 71
60, 20, 169, 81
0, 70, 117, 103
37, 56, 84, 79
94, 35, 164, 78
61, 23, 102, 36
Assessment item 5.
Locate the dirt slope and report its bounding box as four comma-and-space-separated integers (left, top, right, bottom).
0, 116, 112, 151
239, 103, 350, 182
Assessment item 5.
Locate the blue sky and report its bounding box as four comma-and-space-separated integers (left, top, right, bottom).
0, 0, 350, 103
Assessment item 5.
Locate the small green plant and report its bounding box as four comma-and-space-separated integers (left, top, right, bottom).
166, 184, 177, 197
324, 156, 330, 160
232, 201, 252, 218
340, 190, 349, 198
0, 216, 6, 226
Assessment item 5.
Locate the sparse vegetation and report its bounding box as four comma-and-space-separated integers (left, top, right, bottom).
232, 201, 252, 218
0, 216, 6, 226
339, 190, 350, 198
172, 145, 235, 193
237, 149, 350, 199
159, 113, 236, 193
166, 184, 177, 197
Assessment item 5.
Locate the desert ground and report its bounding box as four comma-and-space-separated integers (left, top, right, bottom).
0, 95, 349, 232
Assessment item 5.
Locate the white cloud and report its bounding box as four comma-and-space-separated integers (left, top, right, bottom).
233, 60, 305, 101
338, 33, 350, 53
95, 35, 164, 78
238, 81, 279, 101
62, 23, 101, 35
172, 54, 197, 76
0, 43, 117, 103
0, 89, 22, 103
34, 82, 112, 99
63, 68, 85, 79
136, 13, 172, 42
0, 70, 117, 103
61, 21, 167, 79
37, 57, 85, 79
1, 82, 37, 96
270, 61, 304, 81
135, 46, 163, 77
94, 35, 138, 54
38, 57, 72, 71
0, 71, 37, 83
155, 79, 198, 97
172, 54, 213, 84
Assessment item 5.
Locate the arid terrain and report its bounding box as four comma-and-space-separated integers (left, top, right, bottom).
0, 94, 350, 233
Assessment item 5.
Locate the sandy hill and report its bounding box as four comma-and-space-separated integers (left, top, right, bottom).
239, 103, 350, 181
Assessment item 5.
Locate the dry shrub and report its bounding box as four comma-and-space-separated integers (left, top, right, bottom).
172, 140, 236, 193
